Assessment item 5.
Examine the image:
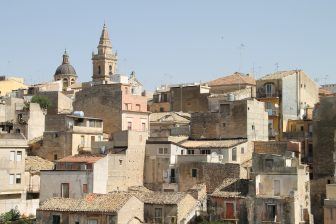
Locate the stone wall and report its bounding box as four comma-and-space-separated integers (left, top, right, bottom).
170, 85, 209, 113
177, 162, 240, 193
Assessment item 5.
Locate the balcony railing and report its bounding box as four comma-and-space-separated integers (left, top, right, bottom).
266, 108, 279, 116
257, 92, 281, 98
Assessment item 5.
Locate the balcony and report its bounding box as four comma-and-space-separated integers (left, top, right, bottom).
266, 108, 279, 116
257, 91, 281, 98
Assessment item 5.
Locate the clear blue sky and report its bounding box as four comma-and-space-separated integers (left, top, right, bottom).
0, 0, 335, 90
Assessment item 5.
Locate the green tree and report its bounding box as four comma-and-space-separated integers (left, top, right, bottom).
0, 208, 34, 224
31, 95, 52, 110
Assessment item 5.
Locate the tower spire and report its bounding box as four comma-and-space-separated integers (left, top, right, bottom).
98, 23, 112, 52
62, 49, 69, 64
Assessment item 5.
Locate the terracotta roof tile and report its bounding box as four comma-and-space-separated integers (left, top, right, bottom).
208, 72, 256, 87
38, 193, 133, 213
56, 154, 105, 164
25, 156, 54, 173
178, 139, 247, 149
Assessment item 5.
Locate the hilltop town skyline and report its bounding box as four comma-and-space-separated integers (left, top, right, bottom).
1, 1, 336, 90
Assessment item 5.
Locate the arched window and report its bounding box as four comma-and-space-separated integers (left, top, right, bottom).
98, 66, 101, 75
63, 78, 69, 88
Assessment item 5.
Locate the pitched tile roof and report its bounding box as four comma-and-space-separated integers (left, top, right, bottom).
38, 193, 133, 213
56, 154, 105, 164
129, 188, 189, 205
25, 156, 54, 173
259, 70, 300, 80
211, 178, 249, 198
178, 139, 247, 149
150, 112, 190, 124
208, 72, 256, 87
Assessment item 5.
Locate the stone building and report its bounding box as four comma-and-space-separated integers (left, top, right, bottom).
14, 102, 46, 142
40, 130, 148, 203
249, 141, 312, 224
310, 96, 336, 223
92, 23, 118, 84
208, 72, 256, 94
177, 162, 241, 193
256, 70, 319, 140
209, 178, 249, 223
150, 85, 171, 112
74, 83, 149, 136
37, 114, 104, 161
144, 137, 249, 192
0, 76, 27, 97
170, 84, 210, 113
130, 188, 199, 224
36, 193, 144, 224
0, 133, 34, 216
39, 154, 107, 203
190, 98, 268, 141
149, 112, 190, 137
324, 184, 336, 224
36, 91, 73, 115
53, 50, 77, 91
282, 113, 313, 174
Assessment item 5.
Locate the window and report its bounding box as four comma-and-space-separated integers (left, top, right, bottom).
191, 169, 198, 178
220, 104, 230, 116
170, 169, 176, 183
16, 174, 21, 184
88, 220, 98, 224
252, 125, 255, 130
232, 147, 237, 161
265, 83, 274, 96
91, 136, 95, 143
9, 174, 14, 184
80, 136, 85, 145
164, 148, 168, 154
154, 208, 163, 223
89, 120, 95, 127
142, 122, 146, 131
16, 151, 22, 161
119, 159, 123, 165
158, 148, 163, 154
187, 149, 195, 155
109, 65, 112, 72
241, 147, 245, 154
52, 215, 60, 224
10, 151, 15, 161
285, 159, 292, 167
181, 150, 184, 155
136, 104, 141, 111
222, 123, 226, 127
83, 184, 88, 193
61, 183, 70, 198
127, 122, 132, 130
201, 149, 211, 155
274, 180, 280, 196
266, 204, 277, 221
108, 215, 117, 224
54, 154, 58, 161
98, 66, 101, 75
265, 159, 274, 169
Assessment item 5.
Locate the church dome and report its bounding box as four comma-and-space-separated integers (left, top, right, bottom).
54, 50, 77, 76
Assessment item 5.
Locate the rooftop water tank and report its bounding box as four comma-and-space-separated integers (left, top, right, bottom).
73, 111, 84, 117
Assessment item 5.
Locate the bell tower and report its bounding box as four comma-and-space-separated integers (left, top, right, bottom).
92, 23, 118, 84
